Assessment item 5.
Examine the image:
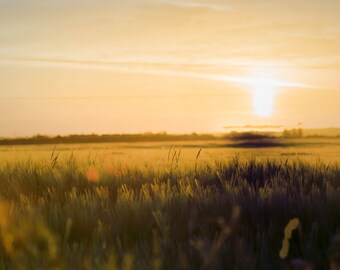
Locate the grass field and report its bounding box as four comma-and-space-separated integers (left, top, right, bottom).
0, 140, 339, 269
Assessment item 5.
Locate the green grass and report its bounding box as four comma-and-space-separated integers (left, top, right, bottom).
0, 144, 339, 269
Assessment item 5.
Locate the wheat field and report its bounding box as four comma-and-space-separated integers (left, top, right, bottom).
0, 142, 339, 269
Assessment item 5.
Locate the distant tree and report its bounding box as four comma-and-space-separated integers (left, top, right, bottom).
282, 129, 303, 138
283, 129, 290, 137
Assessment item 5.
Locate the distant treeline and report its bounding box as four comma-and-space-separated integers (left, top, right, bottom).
0, 133, 217, 145
1, 130, 339, 146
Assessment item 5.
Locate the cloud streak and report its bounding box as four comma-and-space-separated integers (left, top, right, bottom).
0, 55, 314, 89
150, 0, 230, 11
224, 125, 283, 129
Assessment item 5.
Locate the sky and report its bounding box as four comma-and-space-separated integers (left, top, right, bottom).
0, 0, 340, 136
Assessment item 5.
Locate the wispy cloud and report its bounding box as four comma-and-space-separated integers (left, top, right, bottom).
224, 125, 283, 129
0, 55, 313, 89
150, 0, 230, 11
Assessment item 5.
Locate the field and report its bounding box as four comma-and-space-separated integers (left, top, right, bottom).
0, 139, 339, 269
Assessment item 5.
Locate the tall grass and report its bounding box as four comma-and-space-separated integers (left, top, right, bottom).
0, 151, 339, 269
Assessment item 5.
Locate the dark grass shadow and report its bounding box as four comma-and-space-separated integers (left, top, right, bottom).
222, 132, 298, 148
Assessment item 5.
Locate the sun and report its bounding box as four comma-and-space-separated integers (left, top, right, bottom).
251, 85, 277, 117
247, 72, 279, 118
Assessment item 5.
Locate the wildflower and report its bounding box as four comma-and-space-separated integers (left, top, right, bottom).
86, 167, 100, 182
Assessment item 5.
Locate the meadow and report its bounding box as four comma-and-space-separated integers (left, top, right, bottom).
0, 140, 339, 269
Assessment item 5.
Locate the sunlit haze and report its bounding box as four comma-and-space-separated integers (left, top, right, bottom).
1, 0, 340, 136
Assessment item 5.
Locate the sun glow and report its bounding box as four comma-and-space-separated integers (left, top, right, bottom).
248, 71, 279, 118
252, 87, 276, 117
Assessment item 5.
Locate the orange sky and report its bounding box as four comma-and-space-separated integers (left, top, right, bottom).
0, 0, 340, 136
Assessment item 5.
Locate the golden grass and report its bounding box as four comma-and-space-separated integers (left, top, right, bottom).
0, 142, 338, 269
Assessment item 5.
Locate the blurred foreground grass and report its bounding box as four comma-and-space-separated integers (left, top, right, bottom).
0, 144, 339, 269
